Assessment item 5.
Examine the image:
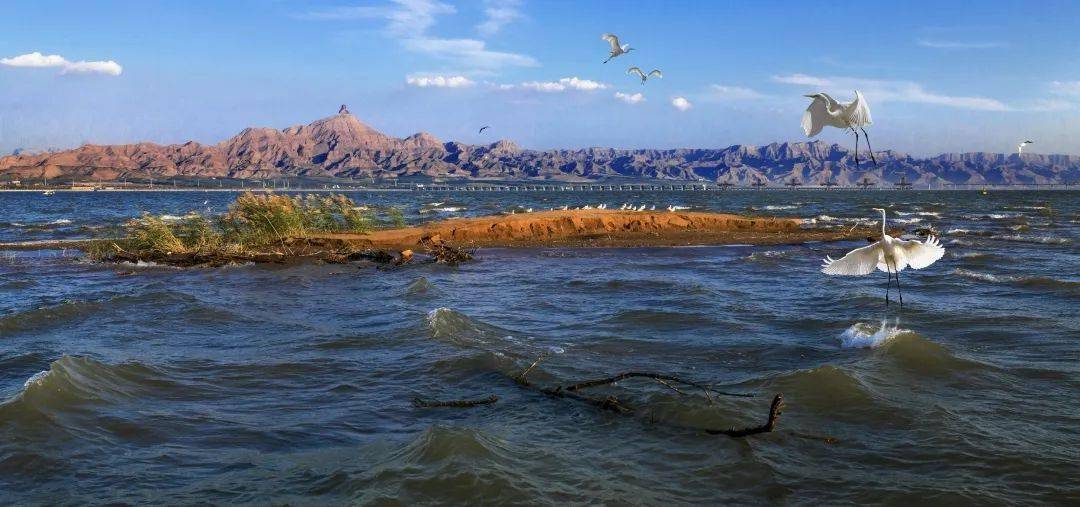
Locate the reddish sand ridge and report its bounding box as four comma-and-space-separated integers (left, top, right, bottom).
306, 209, 867, 250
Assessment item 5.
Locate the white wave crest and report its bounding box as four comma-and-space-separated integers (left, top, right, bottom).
839, 319, 909, 349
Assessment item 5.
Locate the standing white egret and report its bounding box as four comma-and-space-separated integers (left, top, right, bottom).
1018, 140, 1033, 155
601, 33, 634, 63
821, 208, 945, 306
627, 67, 662, 85
802, 91, 875, 168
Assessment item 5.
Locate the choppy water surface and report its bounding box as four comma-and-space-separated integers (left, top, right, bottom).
1, 190, 1078, 504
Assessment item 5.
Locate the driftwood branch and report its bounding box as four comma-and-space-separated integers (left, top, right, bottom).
704, 394, 784, 437
412, 395, 498, 408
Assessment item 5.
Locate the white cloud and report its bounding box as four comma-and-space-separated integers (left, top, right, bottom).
0, 51, 122, 76
303, 0, 535, 71
671, 96, 692, 111
302, 0, 454, 35
772, 73, 1010, 111
406, 75, 475, 88
517, 77, 608, 92
772, 73, 830, 87
917, 39, 1006, 49
403, 37, 537, 68
1049, 81, 1080, 97
708, 84, 765, 100
477, 0, 523, 36
614, 92, 644, 104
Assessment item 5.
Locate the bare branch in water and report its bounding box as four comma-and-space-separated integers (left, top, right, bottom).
704, 394, 784, 438
412, 395, 499, 408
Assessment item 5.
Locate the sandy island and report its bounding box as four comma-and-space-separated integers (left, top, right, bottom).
0, 210, 887, 266
303, 209, 875, 250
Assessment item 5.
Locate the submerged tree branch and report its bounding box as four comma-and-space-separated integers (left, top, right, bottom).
412, 395, 499, 408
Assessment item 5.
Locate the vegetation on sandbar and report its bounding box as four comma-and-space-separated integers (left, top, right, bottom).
89, 192, 386, 263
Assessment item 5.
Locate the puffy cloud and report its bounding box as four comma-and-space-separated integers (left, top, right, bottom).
614, 92, 644, 104
477, 0, 523, 36
0, 51, 122, 76
773, 73, 1010, 111
671, 96, 692, 111
518, 77, 608, 92
708, 84, 765, 100
406, 75, 476, 88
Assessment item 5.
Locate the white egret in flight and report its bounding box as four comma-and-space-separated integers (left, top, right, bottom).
627, 67, 662, 85
1018, 140, 1033, 155
802, 91, 875, 168
821, 208, 945, 306
601, 33, 634, 63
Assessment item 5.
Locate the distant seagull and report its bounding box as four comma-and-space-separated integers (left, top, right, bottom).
627, 67, 662, 85
601, 33, 634, 63
802, 91, 875, 168
479, 126, 491, 134
1018, 140, 1033, 155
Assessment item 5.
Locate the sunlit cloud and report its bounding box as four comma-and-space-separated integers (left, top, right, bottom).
614, 92, 644, 104
514, 77, 608, 92
671, 96, 692, 111
406, 75, 476, 88
0, 51, 122, 76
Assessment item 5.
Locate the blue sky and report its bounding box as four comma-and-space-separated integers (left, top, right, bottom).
1, 0, 1079, 155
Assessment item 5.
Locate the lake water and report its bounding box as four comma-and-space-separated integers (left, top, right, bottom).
1, 190, 1077, 504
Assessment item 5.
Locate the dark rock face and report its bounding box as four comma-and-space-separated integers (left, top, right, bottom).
1, 113, 1076, 184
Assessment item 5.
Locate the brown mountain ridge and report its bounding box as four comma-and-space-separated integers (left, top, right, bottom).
1, 109, 1077, 185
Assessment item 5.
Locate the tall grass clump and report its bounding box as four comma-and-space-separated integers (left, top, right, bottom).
218, 193, 370, 249
91, 192, 379, 262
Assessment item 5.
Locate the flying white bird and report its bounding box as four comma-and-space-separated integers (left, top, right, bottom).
627, 67, 662, 85
1018, 140, 1033, 155
821, 208, 945, 306
802, 91, 875, 168
601, 33, 634, 63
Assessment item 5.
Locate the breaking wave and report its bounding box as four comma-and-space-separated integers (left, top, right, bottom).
838, 319, 911, 348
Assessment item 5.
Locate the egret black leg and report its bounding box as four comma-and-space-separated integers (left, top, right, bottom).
852, 128, 860, 170
884, 266, 891, 306
894, 264, 903, 308
861, 128, 878, 166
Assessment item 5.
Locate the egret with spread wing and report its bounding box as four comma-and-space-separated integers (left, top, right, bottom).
1018, 140, 1033, 155
627, 67, 662, 85
601, 33, 633, 63
821, 208, 945, 306
802, 91, 875, 168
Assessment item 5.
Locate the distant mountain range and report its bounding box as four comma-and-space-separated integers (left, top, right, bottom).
1, 110, 1076, 185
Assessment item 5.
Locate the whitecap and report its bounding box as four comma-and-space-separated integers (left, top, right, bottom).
764, 205, 798, 210
48, 219, 73, 225
990, 234, 1069, 245
839, 319, 908, 349
23, 370, 50, 388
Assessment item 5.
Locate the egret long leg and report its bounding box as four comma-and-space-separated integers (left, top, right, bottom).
861, 127, 878, 166
852, 128, 860, 170
884, 265, 891, 306
893, 262, 903, 307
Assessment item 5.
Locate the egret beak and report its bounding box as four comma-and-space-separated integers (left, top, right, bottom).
803, 94, 817, 98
